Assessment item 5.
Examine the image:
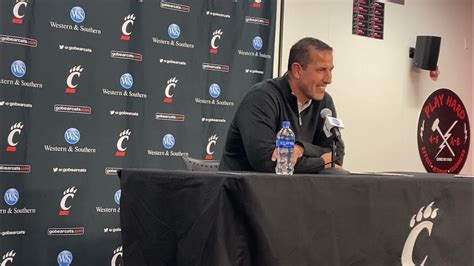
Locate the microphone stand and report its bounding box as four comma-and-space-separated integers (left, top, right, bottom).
331, 138, 336, 168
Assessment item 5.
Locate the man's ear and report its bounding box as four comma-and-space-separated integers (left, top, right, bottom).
291, 63, 302, 79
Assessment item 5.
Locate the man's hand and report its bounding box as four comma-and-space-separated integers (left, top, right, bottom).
271, 144, 304, 166
321, 152, 343, 169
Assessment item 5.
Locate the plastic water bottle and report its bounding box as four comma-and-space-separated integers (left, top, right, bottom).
275, 121, 295, 175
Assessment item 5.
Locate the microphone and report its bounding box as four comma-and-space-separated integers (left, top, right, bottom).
320, 108, 344, 141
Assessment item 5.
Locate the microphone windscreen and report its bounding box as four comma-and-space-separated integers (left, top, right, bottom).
320, 108, 332, 119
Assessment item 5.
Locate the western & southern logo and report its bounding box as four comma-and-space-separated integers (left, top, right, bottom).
11, 60, 26, 78
147, 134, 189, 157
238, 36, 272, 59
195, 83, 234, 106
152, 23, 194, 49
1, 188, 36, 215
57, 250, 73, 266
95, 190, 120, 213
49, 6, 101, 34
102, 73, 147, 99
4, 189, 19, 206
43, 128, 97, 153
0, 60, 43, 88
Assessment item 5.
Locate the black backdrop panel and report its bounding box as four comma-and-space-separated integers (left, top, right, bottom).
0, 0, 276, 264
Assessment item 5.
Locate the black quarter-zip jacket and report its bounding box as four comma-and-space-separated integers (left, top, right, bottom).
219, 75, 345, 173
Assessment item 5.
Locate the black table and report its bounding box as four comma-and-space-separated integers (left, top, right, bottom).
119, 169, 473, 266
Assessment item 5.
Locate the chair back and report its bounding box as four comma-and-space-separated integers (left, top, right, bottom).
182, 156, 220, 172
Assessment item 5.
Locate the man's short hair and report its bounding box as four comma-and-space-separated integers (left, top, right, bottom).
287, 37, 333, 71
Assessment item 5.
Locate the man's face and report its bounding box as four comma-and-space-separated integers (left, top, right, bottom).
294, 49, 334, 101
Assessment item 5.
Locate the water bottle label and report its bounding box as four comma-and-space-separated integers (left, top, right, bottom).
276, 137, 294, 148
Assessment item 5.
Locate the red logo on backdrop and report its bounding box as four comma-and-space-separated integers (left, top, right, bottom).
120, 14, 135, 41
205, 135, 218, 160
6, 122, 23, 152
12, 0, 28, 24
252, 0, 262, 8
417, 88, 470, 174
164, 77, 178, 103
115, 129, 131, 157
59, 187, 77, 216
65, 66, 84, 94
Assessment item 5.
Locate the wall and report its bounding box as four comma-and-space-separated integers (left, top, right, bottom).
279, 0, 472, 174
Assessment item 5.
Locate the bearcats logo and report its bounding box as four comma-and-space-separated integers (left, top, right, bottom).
111, 246, 123, 266
59, 187, 77, 216
12, 0, 28, 24
252, 0, 262, 8
417, 89, 470, 174
65, 66, 84, 94
401, 202, 439, 266
205, 135, 218, 160
120, 14, 136, 41
115, 129, 131, 157
1, 250, 16, 266
210, 29, 223, 54
6, 122, 23, 152
164, 77, 178, 103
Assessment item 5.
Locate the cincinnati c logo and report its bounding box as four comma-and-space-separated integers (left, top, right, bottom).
12, 1, 28, 24
6, 122, 23, 152
401, 202, 439, 266
111, 246, 123, 266
121, 14, 136, 41
65, 66, 84, 94
164, 77, 178, 103
1, 250, 16, 266
210, 29, 223, 54
115, 129, 131, 157
59, 187, 78, 216
205, 135, 218, 160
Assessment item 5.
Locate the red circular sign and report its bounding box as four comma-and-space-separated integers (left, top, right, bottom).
417, 89, 470, 174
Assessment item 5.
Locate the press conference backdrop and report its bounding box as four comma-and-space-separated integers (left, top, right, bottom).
0, 0, 276, 264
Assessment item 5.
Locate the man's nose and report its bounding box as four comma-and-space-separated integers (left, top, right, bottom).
323, 71, 332, 84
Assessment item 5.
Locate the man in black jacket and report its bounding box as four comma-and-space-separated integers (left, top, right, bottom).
219, 37, 345, 173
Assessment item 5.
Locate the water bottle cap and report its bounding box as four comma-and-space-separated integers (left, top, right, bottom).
282, 121, 290, 127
